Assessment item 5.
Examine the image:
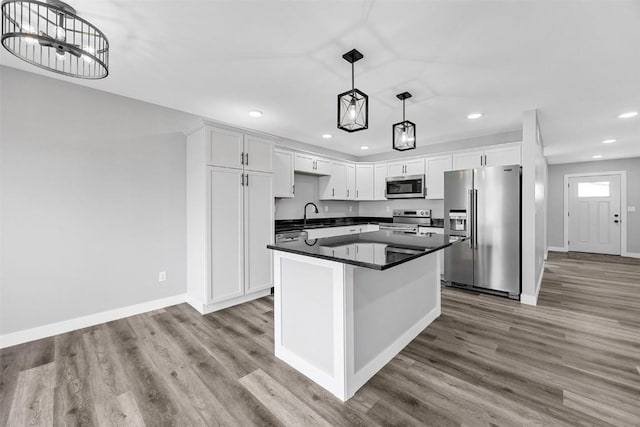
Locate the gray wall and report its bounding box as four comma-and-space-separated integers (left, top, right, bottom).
0, 66, 198, 335
275, 173, 359, 220
359, 199, 444, 219
547, 157, 640, 254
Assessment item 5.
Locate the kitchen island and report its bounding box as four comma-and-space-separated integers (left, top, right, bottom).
267, 230, 463, 401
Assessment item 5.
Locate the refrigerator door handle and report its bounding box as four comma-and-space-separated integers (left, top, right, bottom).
473, 189, 479, 249
468, 189, 474, 248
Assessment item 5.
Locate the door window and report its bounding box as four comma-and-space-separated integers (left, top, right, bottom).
578, 181, 609, 198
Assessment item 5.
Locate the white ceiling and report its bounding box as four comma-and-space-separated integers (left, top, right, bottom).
2, 1, 639, 164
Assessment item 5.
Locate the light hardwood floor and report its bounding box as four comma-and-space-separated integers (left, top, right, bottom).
1, 252, 639, 426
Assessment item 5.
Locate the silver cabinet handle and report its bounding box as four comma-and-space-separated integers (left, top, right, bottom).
356, 190, 359, 198
347, 189, 349, 197
292, 184, 295, 194
241, 174, 245, 186
246, 174, 249, 186
332, 188, 335, 197
241, 152, 245, 165
245, 152, 249, 165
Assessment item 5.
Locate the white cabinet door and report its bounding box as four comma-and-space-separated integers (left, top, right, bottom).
405, 158, 425, 175
273, 149, 294, 198
355, 164, 374, 200
209, 167, 244, 303
346, 163, 356, 200
374, 163, 387, 200
425, 155, 452, 199
244, 171, 274, 294
294, 153, 314, 173
208, 128, 244, 169
315, 158, 332, 175
453, 150, 483, 170
355, 243, 375, 263
332, 162, 347, 199
484, 144, 521, 167
244, 135, 273, 173
387, 161, 405, 177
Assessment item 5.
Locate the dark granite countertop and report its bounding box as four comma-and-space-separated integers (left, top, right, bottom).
275, 217, 444, 233
275, 216, 392, 233
267, 230, 464, 270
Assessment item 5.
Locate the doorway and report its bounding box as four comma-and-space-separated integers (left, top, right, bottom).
566, 173, 622, 255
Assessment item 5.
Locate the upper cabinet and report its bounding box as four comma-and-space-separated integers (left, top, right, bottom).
484, 143, 522, 167
452, 143, 521, 170
294, 153, 332, 175
346, 163, 356, 200
425, 154, 452, 200
355, 164, 374, 200
208, 127, 273, 172
273, 149, 294, 198
319, 162, 347, 200
374, 163, 387, 200
387, 158, 425, 177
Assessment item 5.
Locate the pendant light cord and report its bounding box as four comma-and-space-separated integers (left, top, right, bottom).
351, 62, 355, 91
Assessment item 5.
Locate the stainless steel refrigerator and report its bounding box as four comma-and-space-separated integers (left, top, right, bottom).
444, 165, 521, 299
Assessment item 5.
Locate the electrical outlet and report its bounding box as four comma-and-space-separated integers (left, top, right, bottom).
386, 205, 390, 212
158, 271, 167, 282
349, 205, 353, 212
324, 205, 328, 212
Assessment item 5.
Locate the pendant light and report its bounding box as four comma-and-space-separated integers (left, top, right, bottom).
1, 0, 109, 79
337, 49, 368, 132
392, 92, 416, 151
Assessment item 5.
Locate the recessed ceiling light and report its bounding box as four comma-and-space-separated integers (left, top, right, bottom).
248, 110, 263, 118
360, 146, 369, 150
602, 139, 616, 144
618, 111, 638, 119
322, 134, 332, 139
592, 154, 603, 159
467, 113, 483, 120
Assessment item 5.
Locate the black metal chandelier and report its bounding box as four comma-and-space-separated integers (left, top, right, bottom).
1, 0, 109, 79
392, 92, 416, 151
337, 49, 368, 132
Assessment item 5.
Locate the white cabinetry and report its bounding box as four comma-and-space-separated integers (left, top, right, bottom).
346, 163, 356, 200
355, 164, 374, 200
319, 162, 347, 200
207, 127, 272, 172
484, 143, 521, 167
452, 143, 521, 170
273, 148, 294, 198
374, 163, 387, 200
295, 153, 331, 175
425, 154, 452, 200
387, 158, 425, 177
187, 125, 273, 314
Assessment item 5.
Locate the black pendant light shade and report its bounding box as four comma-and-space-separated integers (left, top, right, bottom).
392, 92, 416, 151
337, 49, 368, 132
1, 0, 109, 79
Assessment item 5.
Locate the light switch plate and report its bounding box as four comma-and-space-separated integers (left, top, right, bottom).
158, 271, 167, 282
627, 206, 636, 212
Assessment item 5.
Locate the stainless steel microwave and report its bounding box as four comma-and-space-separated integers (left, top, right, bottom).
385, 175, 426, 199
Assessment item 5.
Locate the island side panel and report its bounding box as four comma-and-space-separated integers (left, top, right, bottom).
273, 251, 348, 400
348, 252, 441, 396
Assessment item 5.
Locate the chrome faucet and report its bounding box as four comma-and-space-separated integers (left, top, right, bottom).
303, 202, 319, 226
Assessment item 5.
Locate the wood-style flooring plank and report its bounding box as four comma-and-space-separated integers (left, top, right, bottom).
0, 251, 638, 426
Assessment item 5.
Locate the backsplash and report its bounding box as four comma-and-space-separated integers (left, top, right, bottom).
358, 199, 444, 218
275, 173, 359, 220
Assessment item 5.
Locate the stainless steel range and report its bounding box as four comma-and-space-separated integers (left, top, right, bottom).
379, 209, 432, 234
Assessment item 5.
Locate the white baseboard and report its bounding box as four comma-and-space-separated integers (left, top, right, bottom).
547, 246, 568, 252
0, 294, 187, 349
186, 288, 272, 315
521, 268, 544, 306
349, 305, 441, 400
622, 252, 640, 259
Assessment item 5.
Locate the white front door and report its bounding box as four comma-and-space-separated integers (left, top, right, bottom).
568, 175, 621, 255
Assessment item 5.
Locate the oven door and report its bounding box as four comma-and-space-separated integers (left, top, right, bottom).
385, 175, 425, 198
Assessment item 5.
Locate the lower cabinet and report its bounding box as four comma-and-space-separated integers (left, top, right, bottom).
209, 167, 273, 304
